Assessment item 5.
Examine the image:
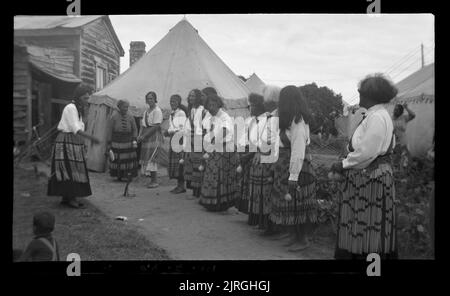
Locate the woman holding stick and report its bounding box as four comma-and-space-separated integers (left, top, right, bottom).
47, 84, 101, 209
137, 91, 164, 188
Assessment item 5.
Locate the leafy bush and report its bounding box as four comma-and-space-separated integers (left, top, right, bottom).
394, 156, 434, 259
312, 153, 434, 259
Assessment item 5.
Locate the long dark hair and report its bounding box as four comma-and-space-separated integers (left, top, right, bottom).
187, 89, 203, 115
72, 83, 93, 117
278, 85, 312, 131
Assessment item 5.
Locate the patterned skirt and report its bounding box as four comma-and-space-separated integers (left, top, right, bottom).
270, 147, 318, 225
109, 131, 138, 179
47, 132, 91, 197
183, 135, 204, 189
335, 162, 397, 258
199, 151, 241, 212
234, 151, 254, 214
140, 128, 164, 170
248, 159, 275, 227
168, 148, 183, 179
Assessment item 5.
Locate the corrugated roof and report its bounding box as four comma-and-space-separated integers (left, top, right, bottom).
14, 15, 125, 56
14, 15, 102, 30
16, 44, 81, 83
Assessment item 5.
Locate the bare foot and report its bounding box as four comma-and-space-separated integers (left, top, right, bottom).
287, 241, 310, 252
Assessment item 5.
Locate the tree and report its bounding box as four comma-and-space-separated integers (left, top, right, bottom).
298, 83, 344, 136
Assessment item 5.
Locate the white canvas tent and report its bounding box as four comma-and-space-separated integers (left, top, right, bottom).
334, 63, 434, 157
86, 18, 251, 172
245, 73, 266, 95
386, 63, 434, 156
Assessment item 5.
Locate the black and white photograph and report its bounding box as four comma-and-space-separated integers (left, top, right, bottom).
12, 11, 435, 270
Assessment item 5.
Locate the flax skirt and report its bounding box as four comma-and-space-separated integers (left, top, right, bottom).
335, 163, 398, 259
199, 151, 241, 212
109, 131, 138, 179
139, 128, 164, 174
269, 147, 318, 226
47, 132, 92, 198
235, 151, 254, 214
247, 159, 274, 227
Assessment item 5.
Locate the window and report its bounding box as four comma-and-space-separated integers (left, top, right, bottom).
96, 66, 106, 90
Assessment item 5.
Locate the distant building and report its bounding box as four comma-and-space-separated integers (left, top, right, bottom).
13, 15, 124, 145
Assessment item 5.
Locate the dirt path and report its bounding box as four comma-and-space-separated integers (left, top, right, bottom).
87, 169, 334, 260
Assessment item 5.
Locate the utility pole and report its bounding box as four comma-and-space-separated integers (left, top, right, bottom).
421, 43, 425, 68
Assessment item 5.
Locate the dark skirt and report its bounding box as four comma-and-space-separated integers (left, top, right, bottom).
47, 132, 92, 198
109, 131, 138, 179
199, 152, 240, 212
183, 151, 204, 189
269, 147, 318, 226
248, 159, 275, 227
168, 148, 183, 179
335, 162, 397, 257
235, 151, 254, 214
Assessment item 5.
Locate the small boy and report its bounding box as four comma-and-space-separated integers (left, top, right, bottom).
19, 211, 60, 261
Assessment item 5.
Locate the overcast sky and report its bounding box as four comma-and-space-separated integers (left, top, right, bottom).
109, 14, 434, 105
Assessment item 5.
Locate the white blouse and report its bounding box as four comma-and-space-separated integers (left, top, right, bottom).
141, 106, 163, 128
57, 103, 84, 134
275, 116, 310, 182
203, 108, 234, 149
248, 113, 279, 164
185, 105, 207, 136
342, 104, 395, 170
168, 108, 187, 133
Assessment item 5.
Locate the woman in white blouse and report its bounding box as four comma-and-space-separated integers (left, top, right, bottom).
137, 91, 164, 188
47, 84, 101, 209
331, 74, 398, 259
199, 94, 240, 211
270, 85, 318, 252
183, 89, 209, 197
245, 93, 278, 232
164, 94, 188, 194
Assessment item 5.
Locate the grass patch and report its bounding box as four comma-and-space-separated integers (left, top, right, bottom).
13, 167, 170, 261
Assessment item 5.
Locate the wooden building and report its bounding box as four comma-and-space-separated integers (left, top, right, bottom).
13, 15, 124, 145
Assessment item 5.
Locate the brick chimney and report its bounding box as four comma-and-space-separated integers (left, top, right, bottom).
129, 41, 146, 67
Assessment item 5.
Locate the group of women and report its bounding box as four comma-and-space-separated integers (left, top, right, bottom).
47, 72, 400, 259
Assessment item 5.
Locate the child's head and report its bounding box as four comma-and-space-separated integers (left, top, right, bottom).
33, 211, 55, 236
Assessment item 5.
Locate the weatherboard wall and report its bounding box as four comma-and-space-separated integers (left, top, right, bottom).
80, 18, 121, 91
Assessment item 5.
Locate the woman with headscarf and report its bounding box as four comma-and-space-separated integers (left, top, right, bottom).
164, 94, 188, 193
200, 94, 240, 211
107, 99, 138, 182
137, 91, 164, 188
270, 85, 318, 252
183, 89, 209, 197
331, 74, 398, 259
47, 84, 101, 209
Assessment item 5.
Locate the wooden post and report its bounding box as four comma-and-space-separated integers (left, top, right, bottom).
38, 83, 52, 135
421, 43, 425, 68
